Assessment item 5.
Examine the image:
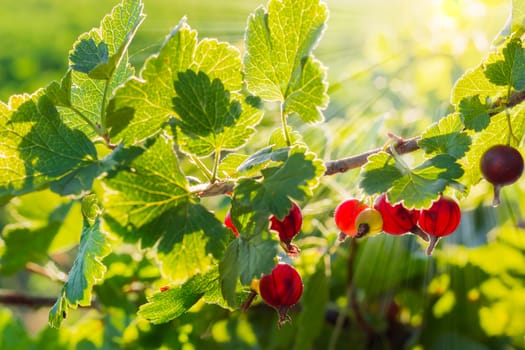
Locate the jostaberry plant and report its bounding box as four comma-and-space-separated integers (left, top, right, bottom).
270, 202, 303, 256
334, 198, 369, 240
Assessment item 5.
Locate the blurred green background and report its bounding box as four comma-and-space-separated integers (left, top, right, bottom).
3, 0, 525, 349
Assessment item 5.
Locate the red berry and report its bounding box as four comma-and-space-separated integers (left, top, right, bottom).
334, 198, 368, 239
418, 196, 461, 256
480, 144, 524, 206
224, 210, 239, 237
270, 202, 302, 255
259, 263, 303, 328
160, 285, 170, 292
374, 194, 420, 235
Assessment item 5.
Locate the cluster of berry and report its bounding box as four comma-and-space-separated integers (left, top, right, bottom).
334, 195, 461, 256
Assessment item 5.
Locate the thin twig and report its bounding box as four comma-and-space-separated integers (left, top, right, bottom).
0, 289, 59, 308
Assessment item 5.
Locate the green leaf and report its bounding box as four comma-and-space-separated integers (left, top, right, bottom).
244, 0, 329, 122
484, 38, 525, 90
219, 236, 277, 306
49, 215, 112, 328
0, 93, 97, 200
419, 113, 472, 158
458, 96, 491, 131
493, 0, 525, 43
172, 70, 263, 157
45, 70, 72, 107
155, 203, 230, 282
360, 152, 403, 195
102, 132, 190, 229
451, 54, 506, 106
233, 147, 324, 220
107, 18, 244, 144
294, 259, 328, 350
138, 269, 220, 324
70, 39, 109, 75
388, 155, 464, 209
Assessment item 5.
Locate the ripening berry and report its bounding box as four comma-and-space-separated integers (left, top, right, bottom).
418, 196, 461, 256
334, 199, 368, 240
259, 263, 303, 328
224, 210, 239, 237
354, 208, 383, 238
270, 202, 302, 256
480, 144, 524, 206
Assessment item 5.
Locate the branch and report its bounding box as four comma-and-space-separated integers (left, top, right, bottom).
0, 289, 58, 308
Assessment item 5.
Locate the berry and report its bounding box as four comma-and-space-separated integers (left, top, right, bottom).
270, 202, 302, 256
224, 210, 239, 237
334, 199, 369, 240
354, 208, 383, 238
259, 263, 303, 328
373, 194, 428, 241
418, 196, 461, 256
480, 144, 524, 206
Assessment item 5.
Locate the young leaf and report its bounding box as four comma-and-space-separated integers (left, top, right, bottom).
45, 70, 73, 107
70, 39, 109, 75
64, 0, 145, 134
419, 113, 471, 158
360, 152, 403, 195
494, 0, 525, 43
172, 70, 263, 157
244, 0, 329, 122
102, 132, 190, 229
484, 38, 525, 90
49, 215, 112, 328
107, 19, 245, 145
0, 93, 97, 200
458, 96, 491, 131
237, 146, 289, 173
138, 269, 221, 324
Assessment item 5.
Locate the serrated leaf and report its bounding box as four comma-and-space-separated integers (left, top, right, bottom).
49, 216, 111, 328
107, 19, 244, 145
234, 148, 324, 220
244, 0, 329, 122
219, 236, 277, 306
360, 152, 403, 195
485, 38, 525, 90
419, 113, 471, 158
155, 203, 230, 282
70, 39, 109, 75
458, 96, 491, 131
0, 93, 97, 200
294, 259, 328, 350
102, 133, 190, 229
64, 0, 144, 135
138, 269, 220, 324
172, 70, 263, 157
451, 53, 506, 106
45, 70, 72, 107
388, 155, 463, 209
